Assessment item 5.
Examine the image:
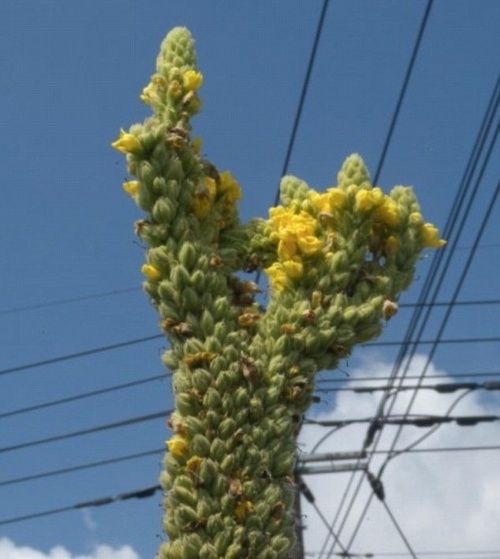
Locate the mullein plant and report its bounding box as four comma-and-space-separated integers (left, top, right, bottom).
113, 27, 445, 559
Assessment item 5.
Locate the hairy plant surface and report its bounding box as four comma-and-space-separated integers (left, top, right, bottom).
113, 27, 445, 559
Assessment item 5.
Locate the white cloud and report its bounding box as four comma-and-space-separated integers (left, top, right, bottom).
0, 539, 141, 559
299, 353, 500, 557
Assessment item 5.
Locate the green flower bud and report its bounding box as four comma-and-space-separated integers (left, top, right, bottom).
175, 504, 199, 529
182, 534, 203, 559
220, 453, 237, 475
210, 438, 227, 462
190, 434, 211, 457
171, 484, 198, 508
198, 543, 218, 559
178, 242, 198, 271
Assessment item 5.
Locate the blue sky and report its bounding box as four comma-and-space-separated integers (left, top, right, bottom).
1, 2, 499, 558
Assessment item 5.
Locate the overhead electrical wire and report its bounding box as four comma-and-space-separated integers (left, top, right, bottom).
0, 409, 172, 454
0, 485, 163, 527
337, 387, 481, 556
0, 333, 163, 378
344, 120, 500, 551
317, 4, 494, 557
0, 372, 169, 419
0, 283, 496, 321
3, 365, 497, 423
336, 100, 500, 556
1, 329, 496, 382
2, 439, 499, 491
371, 0, 434, 185
0, 286, 140, 316
316, 370, 500, 386
0, 448, 164, 488
255, 0, 329, 291
272, 0, 329, 207
344, 182, 500, 555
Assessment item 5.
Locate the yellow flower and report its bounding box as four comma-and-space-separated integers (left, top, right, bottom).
282, 258, 303, 278
186, 455, 203, 476
385, 235, 399, 255
408, 211, 424, 227
373, 199, 400, 228
183, 70, 203, 91
355, 187, 384, 212
141, 264, 161, 281
111, 129, 141, 154
183, 351, 216, 369
166, 436, 188, 458
265, 262, 289, 292
277, 233, 297, 261
269, 206, 292, 228
122, 181, 141, 197
218, 171, 242, 203
151, 74, 167, 88
234, 500, 254, 523
193, 177, 217, 218
327, 187, 347, 209
421, 223, 446, 248
311, 188, 346, 215
238, 312, 261, 329
140, 82, 158, 105
310, 191, 331, 214
297, 235, 323, 256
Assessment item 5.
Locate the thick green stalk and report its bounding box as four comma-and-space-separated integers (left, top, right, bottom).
113, 27, 445, 559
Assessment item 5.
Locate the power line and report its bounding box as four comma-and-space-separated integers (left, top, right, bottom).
305, 549, 500, 558
319, 379, 500, 394
3, 369, 497, 421
398, 298, 500, 309
366, 336, 500, 348
0, 409, 171, 454
316, 371, 500, 385
0, 484, 162, 527
274, 0, 329, 204
0, 333, 164, 378
1, 330, 496, 382
372, 0, 434, 185
0, 287, 140, 316
332, 71, 500, 557
304, 413, 500, 429
0, 448, 163, 488
0, 286, 496, 320
257, 0, 329, 294
0, 373, 169, 419
2, 439, 499, 490
320, 5, 495, 556
380, 115, 500, 458
348, 126, 500, 549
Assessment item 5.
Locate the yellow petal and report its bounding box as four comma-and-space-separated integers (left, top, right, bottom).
297, 235, 323, 256
141, 264, 161, 281
265, 263, 289, 292
122, 181, 141, 197
421, 223, 447, 248
111, 129, 141, 154
166, 436, 189, 458
183, 70, 203, 91
282, 259, 304, 279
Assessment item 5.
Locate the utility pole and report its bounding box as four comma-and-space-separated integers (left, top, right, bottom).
289, 472, 306, 559
289, 451, 368, 558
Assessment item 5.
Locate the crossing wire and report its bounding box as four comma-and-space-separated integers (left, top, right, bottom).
335, 83, 500, 555
0, 410, 172, 454
0, 333, 163, 378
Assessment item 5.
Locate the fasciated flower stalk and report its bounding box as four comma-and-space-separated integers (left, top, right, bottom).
113, 27, 445, 559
